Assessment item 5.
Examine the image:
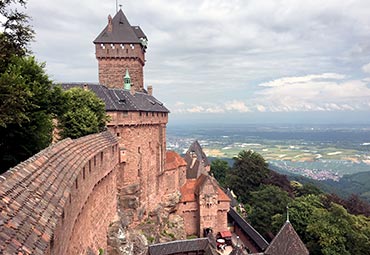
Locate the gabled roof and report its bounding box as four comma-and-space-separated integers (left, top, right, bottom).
185, 140, 210, 179
59, 83, 169, 113
228, 208, 269, 251
187, 140, 210, 166
180, 174, 230, 203
264, 222, 309, 255
94, 10, 146, 44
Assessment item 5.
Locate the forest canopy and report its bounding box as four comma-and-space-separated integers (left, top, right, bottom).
0, 0, 108, 173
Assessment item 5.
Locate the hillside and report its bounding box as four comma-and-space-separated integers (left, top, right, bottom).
211, 150, 370, 255
322, 171, 370, 202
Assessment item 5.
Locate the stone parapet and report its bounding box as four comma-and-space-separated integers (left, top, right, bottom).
0, 131, 119, 255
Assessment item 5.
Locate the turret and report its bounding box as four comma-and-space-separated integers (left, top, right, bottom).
124, 69, 131, 91
94, 9, 147, 91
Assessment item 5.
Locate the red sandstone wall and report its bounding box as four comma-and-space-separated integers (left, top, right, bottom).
160, 169, 178, 195
66, 165, 118, 254
215, 203, 230, 233
96, 43, 145, 90
107, 111, 168, 215
178, 201, 199, 236
158, 164, 186, 196
160, 151, 187, 197
51, 136, 120, 254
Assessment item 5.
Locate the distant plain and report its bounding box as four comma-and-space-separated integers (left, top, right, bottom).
167, 124, 370, 181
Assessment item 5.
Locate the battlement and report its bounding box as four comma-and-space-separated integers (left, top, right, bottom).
94, 10, 147, 90
0, 131, 120, 255
95, 43, 145, 65
107, 111, 168, 127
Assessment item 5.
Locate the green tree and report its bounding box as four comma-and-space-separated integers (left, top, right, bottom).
308, 203, 370, 255
0, 0, 35, 128
0, 56, 54, 172
272, 194, 323, 242
247, 185, 292, 237
296, 183, 323, 197
0, 1, 108, 172
58, 87, 108, 139
273, 194, 370, 255
226, 150, 269, 203
0, 0, 34, 69
210, 158, 229, 187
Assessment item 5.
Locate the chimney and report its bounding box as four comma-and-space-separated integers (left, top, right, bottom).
108, 15, 113, 32
147, 85, 153, 96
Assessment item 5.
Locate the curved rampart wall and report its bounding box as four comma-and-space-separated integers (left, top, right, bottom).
0, 131, 119, 255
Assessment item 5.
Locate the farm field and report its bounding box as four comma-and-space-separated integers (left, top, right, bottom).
167, 124, 370, 181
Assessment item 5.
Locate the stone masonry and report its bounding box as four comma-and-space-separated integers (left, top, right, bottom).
94, 10, 146, 91
0, 132, 119, 255
109, 111, 168, 221
96, 47, 145, 90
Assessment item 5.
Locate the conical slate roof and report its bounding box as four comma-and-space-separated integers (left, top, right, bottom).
94, 9, 146, 44
264, 222, 309, 255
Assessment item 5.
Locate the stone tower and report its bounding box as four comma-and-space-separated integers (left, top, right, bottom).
94, 9, 147, 91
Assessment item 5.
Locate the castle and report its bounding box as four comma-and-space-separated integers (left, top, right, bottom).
0, 8, 308, 255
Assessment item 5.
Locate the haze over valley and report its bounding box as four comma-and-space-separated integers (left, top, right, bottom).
167, 123, 370, 181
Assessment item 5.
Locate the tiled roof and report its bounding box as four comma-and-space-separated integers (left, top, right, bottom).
148, 238, 211, 255
180, 179, 197, 202
228, 208, 269, 251
180, 174, 231, 203
0, 132, 118, 255
165, 151, 186, 171
59, 83, 169, 113
94, 10, 145, 44
264, 222, 309, 255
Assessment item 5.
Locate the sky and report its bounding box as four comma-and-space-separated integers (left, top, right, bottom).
20, 0, 370, 124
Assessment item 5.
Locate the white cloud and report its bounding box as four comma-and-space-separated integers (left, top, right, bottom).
253, 74, 370, 112
259, 73, 346, 87
171, 72, 370, 114
205, 107, 225, 113
225, 100, 250, 112
362, 63, 370, 74
175, 101, 185, 106
256, 105, 267, 112
20, 0, 370, 122
187, 106, 205, 113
